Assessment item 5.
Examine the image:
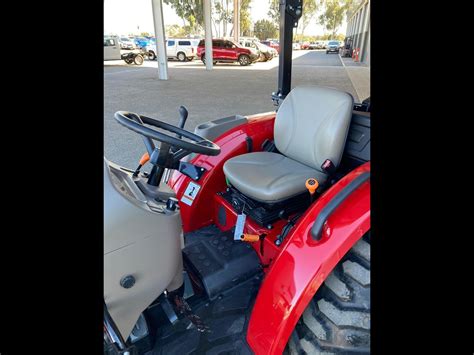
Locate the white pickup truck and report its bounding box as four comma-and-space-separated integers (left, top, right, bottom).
146, 38, 198, 62
104, 36, 144, 65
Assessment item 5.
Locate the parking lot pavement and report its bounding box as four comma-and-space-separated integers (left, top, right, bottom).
339, 55, 370, 101
292, 49, 342, 67
104, 50, 359, 169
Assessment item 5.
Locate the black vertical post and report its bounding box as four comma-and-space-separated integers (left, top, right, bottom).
278, 0, 294, 98
272, 0, 303, 106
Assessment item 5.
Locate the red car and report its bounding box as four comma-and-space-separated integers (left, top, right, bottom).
197, 38, 258, 66
261, 40, 280, 53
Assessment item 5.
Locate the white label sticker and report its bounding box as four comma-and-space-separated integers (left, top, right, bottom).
180, 182, 201, 206
234, 213, 246, 240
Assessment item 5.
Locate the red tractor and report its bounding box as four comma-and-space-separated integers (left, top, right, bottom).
104, 1, 370, 354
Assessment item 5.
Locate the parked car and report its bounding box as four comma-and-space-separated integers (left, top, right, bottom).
237, 37, 262, 61
261, 40, 280, 53
119, 37, 135, 50
293, 42, 301, 50
326, 40, 340, 54
255, 41, 278, 59
316, 41, 326, 49
301, 41, 310, 49
307, 42, 318, 50
197, 38, 258, 66
239, 37, 275, 61
134, 37, 150, 49
167, 39, 197, 61
146, 38, 197, 61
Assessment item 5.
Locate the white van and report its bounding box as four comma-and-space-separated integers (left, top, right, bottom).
146, 38, 197, 62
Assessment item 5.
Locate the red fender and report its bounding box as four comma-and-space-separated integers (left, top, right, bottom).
246, 162, 370, 355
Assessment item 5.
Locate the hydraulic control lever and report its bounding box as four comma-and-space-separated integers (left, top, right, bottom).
176, 106, 188, 139
162, 106, 190, 183
305, 178, 319, 204
133, 152, 150, 177
169, 105, 189, 156
241, 233, 267, 256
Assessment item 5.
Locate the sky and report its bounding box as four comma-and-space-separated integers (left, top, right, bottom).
104, 0, 347, 37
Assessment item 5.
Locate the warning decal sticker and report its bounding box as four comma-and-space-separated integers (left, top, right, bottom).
180, 182, 201, 206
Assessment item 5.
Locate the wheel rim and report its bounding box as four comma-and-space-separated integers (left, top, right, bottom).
240, 56, 249, 65
178, 53, 185, 61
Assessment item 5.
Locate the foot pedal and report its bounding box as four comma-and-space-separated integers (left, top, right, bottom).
161, 296, 179, 325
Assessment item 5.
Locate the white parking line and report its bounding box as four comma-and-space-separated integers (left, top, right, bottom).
338, 53, 346, 68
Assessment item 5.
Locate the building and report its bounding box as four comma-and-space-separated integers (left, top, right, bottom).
345, 0, 370, 66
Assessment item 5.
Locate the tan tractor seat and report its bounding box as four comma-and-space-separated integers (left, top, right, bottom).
223, 86, 354, 203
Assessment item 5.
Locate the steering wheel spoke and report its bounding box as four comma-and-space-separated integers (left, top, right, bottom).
128, 112, 156, 155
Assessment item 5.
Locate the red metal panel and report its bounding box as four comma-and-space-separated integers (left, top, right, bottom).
246, 163, 371, 355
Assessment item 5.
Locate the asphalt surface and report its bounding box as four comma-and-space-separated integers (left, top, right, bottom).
104, 50, 359, 168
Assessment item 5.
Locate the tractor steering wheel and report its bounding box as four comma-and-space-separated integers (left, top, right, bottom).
114, 111, 220, 186
114, 111, 220, 157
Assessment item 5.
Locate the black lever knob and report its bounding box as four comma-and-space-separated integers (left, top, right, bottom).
174, 106, 189, 144
178, 106, 188, 129
166, 197, 179, 211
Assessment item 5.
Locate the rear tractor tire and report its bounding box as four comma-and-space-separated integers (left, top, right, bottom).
285, 233, 371, 354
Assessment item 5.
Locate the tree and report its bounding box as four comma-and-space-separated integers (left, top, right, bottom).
267, 0, 280, 27
299, 0, 319, 36
163, 0, 204, 33
240, 0, 252, 36
165, 24, 190, 37
254, 19, 278, 41
318, 0, 349, 38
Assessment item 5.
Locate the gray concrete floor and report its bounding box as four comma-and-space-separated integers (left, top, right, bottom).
104, 50, 368, 169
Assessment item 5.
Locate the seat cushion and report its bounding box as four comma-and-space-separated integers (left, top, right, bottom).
223, 152, 327, 203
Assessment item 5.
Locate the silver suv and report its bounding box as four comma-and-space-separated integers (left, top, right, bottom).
326, 40, 340, 54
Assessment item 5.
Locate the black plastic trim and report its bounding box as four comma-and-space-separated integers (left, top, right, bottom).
311, 171, 370, 241
178, 161, 206, 181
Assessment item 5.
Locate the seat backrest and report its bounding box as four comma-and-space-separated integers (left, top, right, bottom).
274, 86, 354, 171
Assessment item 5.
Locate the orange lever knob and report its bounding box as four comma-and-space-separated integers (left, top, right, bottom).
139, 152, 150, 166
305, 178, 319, 195
240, 234, 260, 242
